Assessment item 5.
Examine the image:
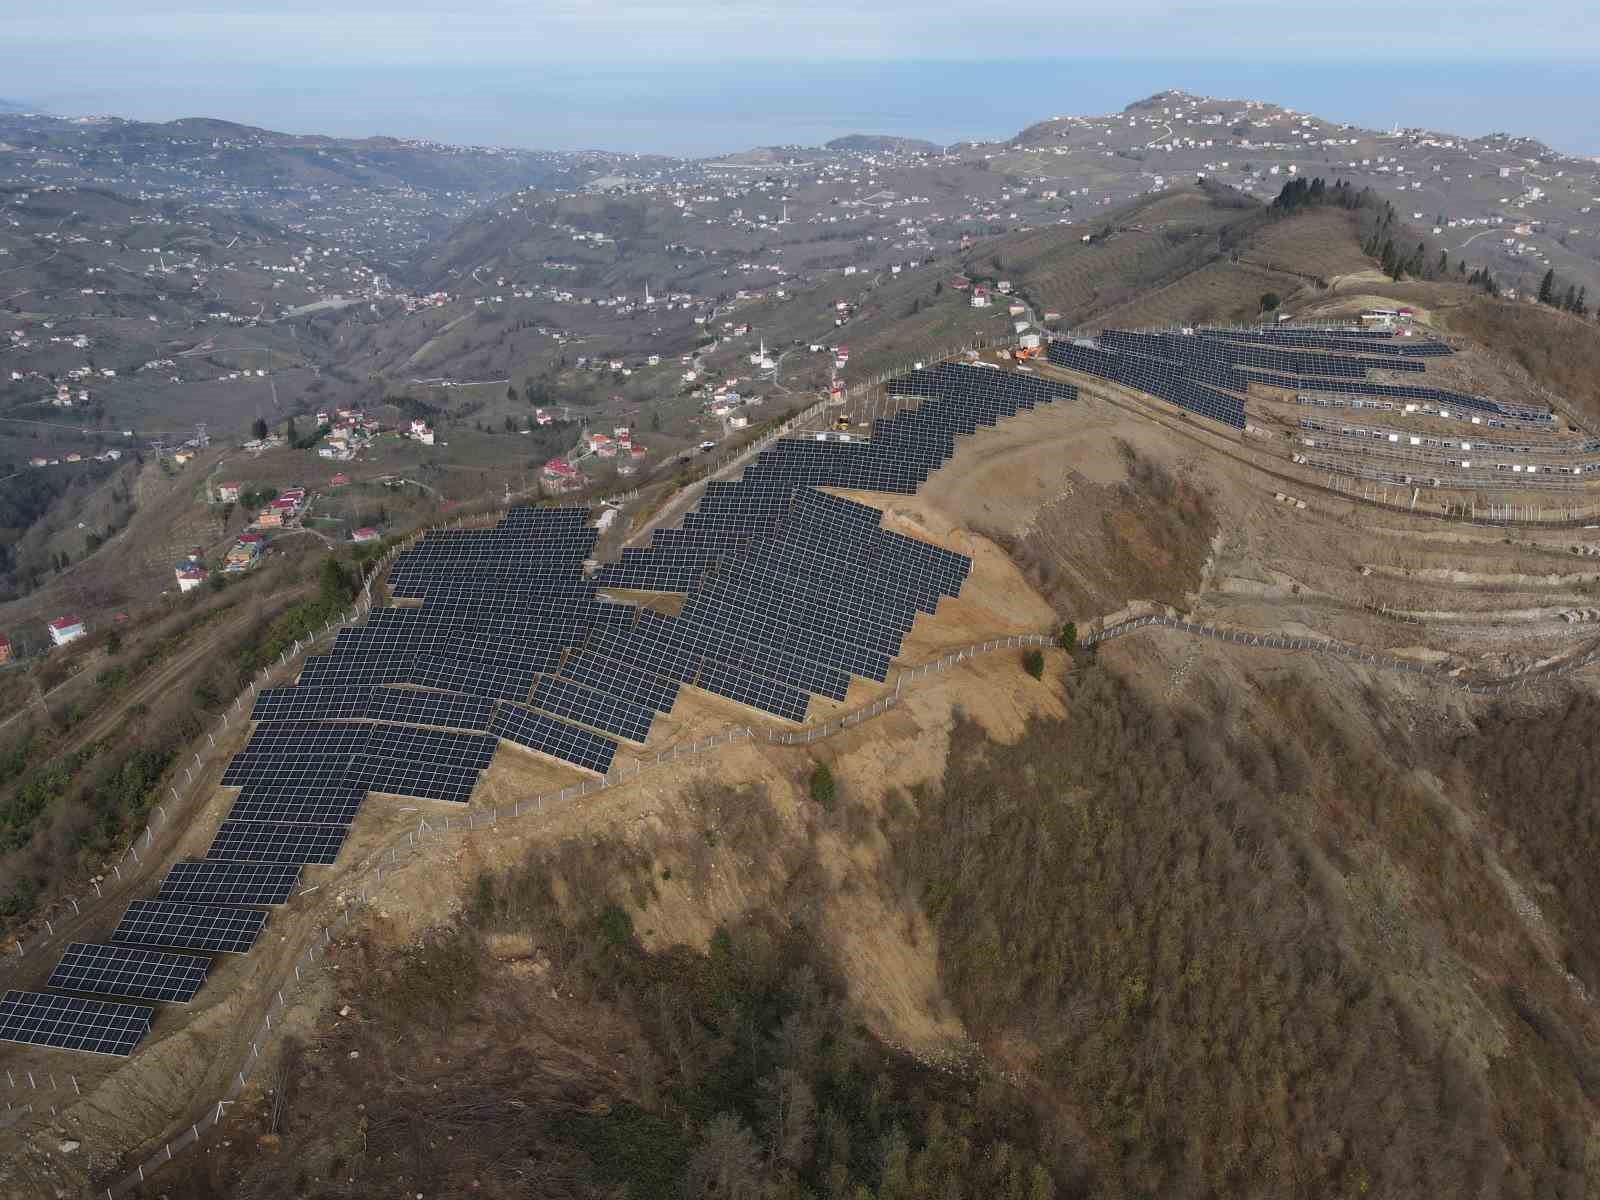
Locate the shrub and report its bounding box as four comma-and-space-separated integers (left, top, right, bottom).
1022, 649, 1044, 678
808, 763, 835, 811
597, 903, 635, 949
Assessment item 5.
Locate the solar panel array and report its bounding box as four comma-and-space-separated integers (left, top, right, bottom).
586, 363, 1071, 718
7, 367, 1049, 1057
48, 942, 211, 1004
0, 990, 153, 1057
113, 900, 267, 955
1045, 326, 1551, 428
492, 702, 619, 774
157, 860, 302, 906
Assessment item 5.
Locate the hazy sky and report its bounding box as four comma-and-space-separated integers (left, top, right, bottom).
4, 2, 1597, 155
7, 0, 1596, 64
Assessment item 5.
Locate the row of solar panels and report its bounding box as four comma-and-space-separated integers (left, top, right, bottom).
1298, 416, 1600, 457
0, 861, 303, 1055
1198, 325, 1452, 357
1045, 340, 1247, 429
1047, 325, 1550, 429
1130, 328, 1542, 420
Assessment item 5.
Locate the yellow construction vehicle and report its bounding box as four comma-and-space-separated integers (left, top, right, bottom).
833, 414, 851, 431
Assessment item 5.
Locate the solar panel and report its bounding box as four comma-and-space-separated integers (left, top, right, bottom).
532, 674, 655, 743
239, 721, 373, 759
346, 754, 481, 803
0, 989, 153, 1057
112, 899, 267, 954
208, 820, 349, 865
367, 687, 497, 731
365, 724, 499, 768
560, 650, 680, 714
221, 752, 355, 789
156, 860, 302, 906
227, 786, 365, 826
491, 702, 618, 774
408, 653, 546, 702
251, 686, 372, 723
694, 658, 811, 722
48, 942, 211, 1004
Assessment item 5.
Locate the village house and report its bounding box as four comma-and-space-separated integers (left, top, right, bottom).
541, 457, 584, 494
48, 614, 86, 647
0, 633, 12, 665
224, 535, 262, 572
351, 527, 381, 544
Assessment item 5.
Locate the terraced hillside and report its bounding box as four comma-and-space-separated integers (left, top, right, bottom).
992, 189, 1252, 325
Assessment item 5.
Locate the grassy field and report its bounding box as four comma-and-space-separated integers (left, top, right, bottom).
1090, 257, 1302, 327
1241, 207, 1374, 280
1440, 299, 1600, 428
988, 190, 1248, 327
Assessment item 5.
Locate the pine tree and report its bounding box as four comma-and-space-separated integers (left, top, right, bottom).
1538, 268, 1556, 305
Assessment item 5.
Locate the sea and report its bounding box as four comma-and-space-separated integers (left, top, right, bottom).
12, 59, 1600, 160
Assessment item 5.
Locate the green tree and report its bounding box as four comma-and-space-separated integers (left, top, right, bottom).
1056, 622, 1078, 652
251, 416, 268, 440
1380, 239, 1398, 279
1259, 292, 1281, 313
809, 763, 835, 811
1022, 649, 1044, 679
1539, 268, 1556, 305
318, 556, 353, 606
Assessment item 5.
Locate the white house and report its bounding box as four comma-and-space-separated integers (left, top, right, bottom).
48, 615, 86, 647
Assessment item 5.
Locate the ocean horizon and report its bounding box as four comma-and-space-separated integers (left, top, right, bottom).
8, 59, 1598, 159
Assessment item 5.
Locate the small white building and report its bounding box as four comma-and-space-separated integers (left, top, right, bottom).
48, 615, 86, 647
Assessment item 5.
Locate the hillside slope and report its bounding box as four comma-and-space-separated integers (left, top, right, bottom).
4, 350, 1590, 1200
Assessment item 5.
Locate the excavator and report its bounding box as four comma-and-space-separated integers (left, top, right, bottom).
1009, 344, 1041, 363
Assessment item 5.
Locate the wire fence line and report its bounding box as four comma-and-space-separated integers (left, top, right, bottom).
1081, 613, 1600, 695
